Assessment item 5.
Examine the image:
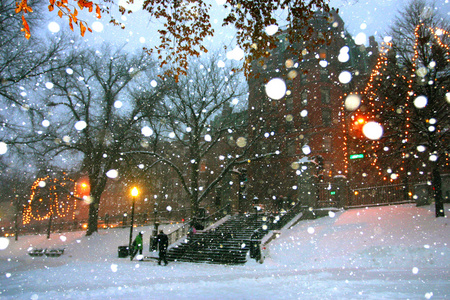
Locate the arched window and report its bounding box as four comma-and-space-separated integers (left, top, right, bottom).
301, 90, 308, 106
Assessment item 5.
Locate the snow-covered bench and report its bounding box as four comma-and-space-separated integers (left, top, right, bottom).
28, 248, 46, 257
28, 248, 65, 257
45, 249, 65, 257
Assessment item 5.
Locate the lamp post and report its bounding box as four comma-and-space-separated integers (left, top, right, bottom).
128, 187, 139, 253
150, 201, 159, 251
123, 213, 127, 226
153, 202, 159, 236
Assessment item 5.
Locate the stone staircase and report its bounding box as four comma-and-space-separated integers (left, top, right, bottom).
165, 214, 264, 265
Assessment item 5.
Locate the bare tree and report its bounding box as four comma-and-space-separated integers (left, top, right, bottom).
132, 56, 269, 217
0, 0, 74, 165
36, 45, 163, 235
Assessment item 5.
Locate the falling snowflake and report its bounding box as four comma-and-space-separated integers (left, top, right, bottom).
265, 78, 286, 100
0, 237, 9, 250
106, 169, 119, 179
0, 142, 8, 155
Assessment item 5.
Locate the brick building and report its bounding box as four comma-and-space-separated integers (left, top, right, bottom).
246, 10, 377, 211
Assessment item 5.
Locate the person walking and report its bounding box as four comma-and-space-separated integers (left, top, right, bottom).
157, 230, 169, 266
188, 223, 197, 238
130, 232, 143, 261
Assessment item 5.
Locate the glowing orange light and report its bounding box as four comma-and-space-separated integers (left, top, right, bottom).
131, 187, 139, 197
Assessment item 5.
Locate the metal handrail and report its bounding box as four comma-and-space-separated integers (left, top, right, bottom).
167, 223, 190, 245
199, 203, 231, 228
269, 201, 304, 231
165, 204, 231, 246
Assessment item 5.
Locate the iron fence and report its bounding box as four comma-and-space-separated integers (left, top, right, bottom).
348, 184, 410, 207
313, 182, 432, 209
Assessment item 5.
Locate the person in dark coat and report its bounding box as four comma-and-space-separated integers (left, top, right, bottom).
157, 230, 169, 266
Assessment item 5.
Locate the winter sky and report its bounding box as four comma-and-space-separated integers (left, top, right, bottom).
48, 0, 450, 54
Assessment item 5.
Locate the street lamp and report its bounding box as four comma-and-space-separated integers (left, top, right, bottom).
153, 201, 159, 236
150, 201, 159, 251
128, 187, 139, 253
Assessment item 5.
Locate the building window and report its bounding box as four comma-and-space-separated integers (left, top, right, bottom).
286, 142, 296, 156
321, 88, 330, 104
323, 135, 332, 152
200, 160, 207, 173
285, 121, 294, 133
301, 90, 308, 106
324, 161, 332, 176
270, 119, 279, 133
258, 140, 268, 153
300, 73, 307, 84
300, 115, 310, 128
285, 95, 293, 111
322, 108, 332, 127
277, 34, 288, 53
320, 68, 329, 81
319, 49, 327, 60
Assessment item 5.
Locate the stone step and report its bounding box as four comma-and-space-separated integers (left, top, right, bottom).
164, 214, 268, 264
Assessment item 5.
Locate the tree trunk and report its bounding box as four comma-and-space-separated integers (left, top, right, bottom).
85, 161, 109, 236
432, 166, 445, 217
14, 210, 19, 241
47, 211, 53, 239
189, 137, 201, 218
86, 194, 100, 236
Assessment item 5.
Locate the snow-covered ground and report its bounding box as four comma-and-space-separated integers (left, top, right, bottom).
0, 203, 449, 299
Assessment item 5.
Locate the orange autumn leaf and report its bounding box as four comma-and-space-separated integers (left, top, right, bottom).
15, 0, 23, 13
58, 10, 63, 18
21, 15, 30, 32
16, 0, 32, 13
21, 27, 31, 39
77, 0, 93, 9
21, 15, 30, 39
80, 22, 86, 36
95, 4, 101, 18
48, 4, 54, 11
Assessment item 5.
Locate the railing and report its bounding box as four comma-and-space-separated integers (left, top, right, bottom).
167, 223, 190, 245
269, 201, 304, 231
313, 182, 428, 209
349, 183, 412, 207
165, 204, 231, 246
198, 204, 231, 229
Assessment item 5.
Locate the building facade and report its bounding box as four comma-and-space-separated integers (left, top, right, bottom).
246, 10, 377, 211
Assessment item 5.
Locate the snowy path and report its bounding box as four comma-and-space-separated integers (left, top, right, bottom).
0, 204, 449, 299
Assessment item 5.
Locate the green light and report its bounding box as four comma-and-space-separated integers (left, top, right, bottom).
330, 191, 336, 195
349, 153, 364, 159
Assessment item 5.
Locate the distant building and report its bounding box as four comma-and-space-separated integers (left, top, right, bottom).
246, 10, 377, 211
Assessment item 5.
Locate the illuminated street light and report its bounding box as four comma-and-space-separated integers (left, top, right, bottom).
131, 187, 139, 197
128, 187, 139, 255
